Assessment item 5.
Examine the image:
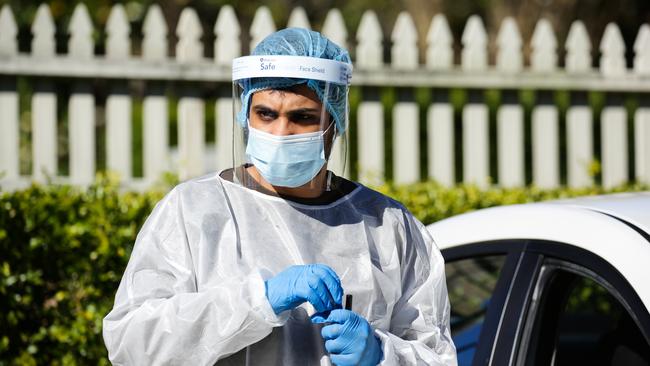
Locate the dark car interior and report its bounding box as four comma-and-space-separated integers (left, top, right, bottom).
522, 270, 650, 366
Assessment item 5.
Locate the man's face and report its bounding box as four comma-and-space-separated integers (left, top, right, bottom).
249, 84, 332, 136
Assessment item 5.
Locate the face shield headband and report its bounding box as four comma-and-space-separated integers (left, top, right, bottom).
232, 55, 353, 136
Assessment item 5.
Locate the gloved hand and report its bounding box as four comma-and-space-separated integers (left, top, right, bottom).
265, 264, 343, 315
312, 309, 383, 366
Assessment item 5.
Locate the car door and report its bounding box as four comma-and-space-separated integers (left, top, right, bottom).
489, 240, 650, 366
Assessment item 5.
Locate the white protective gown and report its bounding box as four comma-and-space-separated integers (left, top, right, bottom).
103, 172, 457, 365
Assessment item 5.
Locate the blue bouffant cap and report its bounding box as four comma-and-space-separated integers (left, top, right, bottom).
236, 28, 352, 134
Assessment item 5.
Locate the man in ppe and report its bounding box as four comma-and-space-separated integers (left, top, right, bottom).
103, 28, 457, 365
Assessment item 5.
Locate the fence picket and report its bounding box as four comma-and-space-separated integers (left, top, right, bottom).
532, 94, 559, 188
105, 4, 132, 180
496, 17, 524, 187
176, 8, 205, 180
426, 14, 454, 185
356, 11, 384, 185
496, 17, 523, 72
0, 5, 17, 56
461, 16, 488, 186
0, 6, 19, 181
392, 12, 418, 68
356, 11, 382, 68
215, 99, 233, 172
531, 19, 557, 72
601, 95, 627, 188
142, 5, 167, 60
32, 4, 55, 57
142, 5, 169, 182
0, 10, 18, 183
322, 9, 347, 48
600, 23, 626, 77
566, 21, 594, 187
356, 18, 384, 184
600, 23, 627, 188
106, 5, 130, 58
176, 111, 206, 181
106, 82, 132, 180
30, 5, 57, 182
176, 8, 204, 62
143, 85, 168, 181
461, 15, 487, 71
214, 5, 240, 64
68, 4, 95, 185
31, 85, 57, 182
357, 97, 384, 185
250, 6, 275, 51
428, 92, 454, 186
392, 12, 419, 184
214, 5, 240, 172
497, 95, 524, 187
635, 24, 650, 184
567, 92, 593, 187
531, 19, 559, 188
566, 20, 591, 72
426, 14, 453, 70
636, 95, 650, 185
634, 24, 650, 75
69, 4, 94, 59
463, 92, 489, 187
287, 7, 311, 29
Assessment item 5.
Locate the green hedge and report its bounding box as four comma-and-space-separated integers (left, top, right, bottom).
377, 181, 649, 225
0, 175, 165, 365
0, 176, 646, 364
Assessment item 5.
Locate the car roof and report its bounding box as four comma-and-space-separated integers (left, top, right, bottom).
426, 192, 650, 311
427, 191, 650, 250
549, 191, 650, 236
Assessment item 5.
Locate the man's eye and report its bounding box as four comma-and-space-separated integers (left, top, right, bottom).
257, 110, 277, 120
291, 114, 319, 123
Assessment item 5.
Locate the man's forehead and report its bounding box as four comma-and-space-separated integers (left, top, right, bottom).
252, 85, 322, 106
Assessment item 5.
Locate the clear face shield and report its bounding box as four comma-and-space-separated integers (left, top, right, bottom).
231, 55, 352, 194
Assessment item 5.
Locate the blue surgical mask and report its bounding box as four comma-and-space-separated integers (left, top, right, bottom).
245, 125, 329, 188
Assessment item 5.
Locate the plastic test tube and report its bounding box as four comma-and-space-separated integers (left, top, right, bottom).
344, 294, 353, 311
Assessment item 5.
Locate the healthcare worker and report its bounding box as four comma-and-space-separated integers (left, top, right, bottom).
103, 28, 457, 366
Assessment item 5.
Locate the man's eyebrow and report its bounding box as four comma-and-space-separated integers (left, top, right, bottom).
251, 104, 277, 112
251, 105, 321, 114
287, 108, 321, 114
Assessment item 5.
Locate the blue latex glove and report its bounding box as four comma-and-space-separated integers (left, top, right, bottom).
312, 309, 383, 366
265, 264, 343, 315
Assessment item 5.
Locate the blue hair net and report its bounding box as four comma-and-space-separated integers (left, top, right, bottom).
236, 28, 352, 135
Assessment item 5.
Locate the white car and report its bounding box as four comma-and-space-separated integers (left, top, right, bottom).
427, 192, 650, 366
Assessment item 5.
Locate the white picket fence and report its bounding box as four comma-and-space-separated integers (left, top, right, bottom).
1, 4, 649, 190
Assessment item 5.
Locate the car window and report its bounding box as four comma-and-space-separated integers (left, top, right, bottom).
521, 268, 650, 366
446, 255, 506, 366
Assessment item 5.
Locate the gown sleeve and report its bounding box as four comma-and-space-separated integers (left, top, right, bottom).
374, 212, 458, 366
102, 187, 285, 366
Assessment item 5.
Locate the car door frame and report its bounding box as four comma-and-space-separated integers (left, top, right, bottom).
442, 240, 542, 366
